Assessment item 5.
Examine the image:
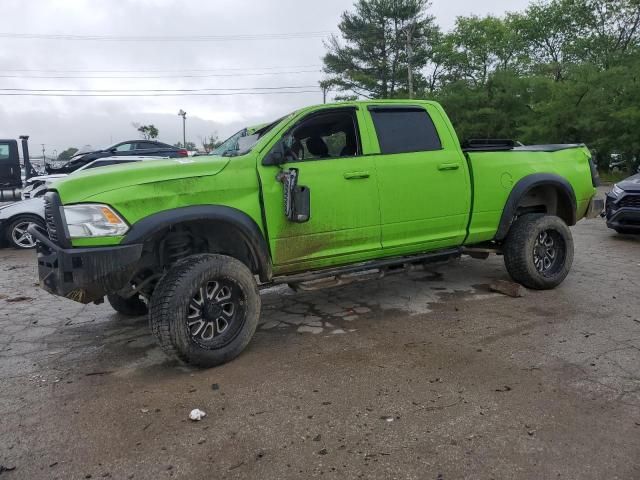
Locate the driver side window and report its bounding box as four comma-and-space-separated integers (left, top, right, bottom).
283, 109, 360, 162
115, 143, 134, 152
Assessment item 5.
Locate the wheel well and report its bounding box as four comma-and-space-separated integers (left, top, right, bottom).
5, 214, 45, 235
495, 176, 577, 242
7, 213, 44, 224
514, 184, 574, 226
142, 220, 260, 275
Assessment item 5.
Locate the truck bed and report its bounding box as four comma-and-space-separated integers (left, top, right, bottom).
463, 143, 596, 245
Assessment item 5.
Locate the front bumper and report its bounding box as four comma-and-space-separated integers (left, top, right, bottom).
28, 225, 143, 304
605, 191, 640, 232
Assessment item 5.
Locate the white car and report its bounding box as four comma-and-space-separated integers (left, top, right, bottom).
0, 197, 46, 248
4, 156, 167, 248
21, 156, 168, 199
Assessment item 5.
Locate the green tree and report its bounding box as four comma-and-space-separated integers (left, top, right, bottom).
200, 134, 221, 152
322, 0, 439, 99
511, 0, 585, 81
57, 147, 78, 161
133, 123, 159, 140
447, 15, 526, 86
577, 0, 640, 68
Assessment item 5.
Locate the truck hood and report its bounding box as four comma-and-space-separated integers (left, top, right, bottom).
51, 156, 230, 202
618, 173, 640, 192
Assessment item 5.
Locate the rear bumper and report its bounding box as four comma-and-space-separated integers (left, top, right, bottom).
585, 196, 605, 219
28, 225, 143, 304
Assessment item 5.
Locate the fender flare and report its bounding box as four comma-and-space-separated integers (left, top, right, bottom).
121, 205, 272, 281
495, 173, 577, 241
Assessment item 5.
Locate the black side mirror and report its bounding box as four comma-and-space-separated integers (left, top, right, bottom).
279, 168, 310, 223
263, 141, 286, 166
291, 185, 310, 222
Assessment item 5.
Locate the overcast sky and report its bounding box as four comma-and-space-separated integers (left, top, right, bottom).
0, 0, 530, 156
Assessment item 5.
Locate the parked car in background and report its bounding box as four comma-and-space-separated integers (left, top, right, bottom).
46, 140, 187, 174
0, 198, 45, 249
605, 172, 640, 234
3, 156, 168, 248
23, 156, 168, 199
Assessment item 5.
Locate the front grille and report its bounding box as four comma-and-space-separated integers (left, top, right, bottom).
44, 195, 59, 243
619, 194, 640, 209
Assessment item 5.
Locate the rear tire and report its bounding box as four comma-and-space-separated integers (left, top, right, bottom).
107, 293, 148, 316
5, 215, 45, 249
149, 254, 260, 368
503, 214, 574, 290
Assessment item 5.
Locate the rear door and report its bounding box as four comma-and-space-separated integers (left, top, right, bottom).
134, 141, 159, 155
364, 104, 471, 254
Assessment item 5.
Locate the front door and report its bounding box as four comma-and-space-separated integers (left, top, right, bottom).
258, 107, 381, 274
364, 104, 471, 254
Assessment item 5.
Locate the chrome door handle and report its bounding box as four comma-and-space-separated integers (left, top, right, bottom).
343, 171, 370, 180
438, 163, 460, 171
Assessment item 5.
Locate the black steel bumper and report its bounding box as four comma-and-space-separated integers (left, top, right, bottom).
28, 225, 143, 304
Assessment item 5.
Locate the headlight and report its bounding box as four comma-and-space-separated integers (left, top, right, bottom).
610, 184, 625, 198
63, 204, 129, 238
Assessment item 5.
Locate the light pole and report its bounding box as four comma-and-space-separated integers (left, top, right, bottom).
178, 109, 187, 148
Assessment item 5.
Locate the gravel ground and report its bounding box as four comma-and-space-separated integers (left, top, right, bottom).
0, 205, 639, 479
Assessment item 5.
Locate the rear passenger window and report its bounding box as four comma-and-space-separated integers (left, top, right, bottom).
369, 107, 442, 154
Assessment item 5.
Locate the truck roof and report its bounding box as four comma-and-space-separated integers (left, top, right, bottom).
306, 99, 436, 110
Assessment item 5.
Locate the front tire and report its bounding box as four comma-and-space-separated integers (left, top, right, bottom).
107, 293, 148, 316
5, 215, 45, 249
503, 214, 574, 290
149, 254, 260, 367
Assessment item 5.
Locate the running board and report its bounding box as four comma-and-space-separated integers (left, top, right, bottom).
461, 243, 502, 259
266, 248, 462, 289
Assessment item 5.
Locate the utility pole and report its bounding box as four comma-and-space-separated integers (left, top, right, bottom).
178, 109, 187, 148
41, 144, 46, 163
406, 22, 415, 99
322, 85, 328, 104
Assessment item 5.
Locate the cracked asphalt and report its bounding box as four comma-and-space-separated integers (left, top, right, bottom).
1, 207, 639, 479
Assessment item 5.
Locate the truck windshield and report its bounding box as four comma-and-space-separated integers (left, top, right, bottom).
212, 129, 251, 157
211, 115, 290, 157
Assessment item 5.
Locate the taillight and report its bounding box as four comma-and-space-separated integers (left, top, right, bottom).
178, 149, 188, 157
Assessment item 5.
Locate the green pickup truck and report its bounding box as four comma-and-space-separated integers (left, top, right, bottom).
30, 100, 602, 366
